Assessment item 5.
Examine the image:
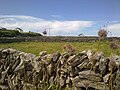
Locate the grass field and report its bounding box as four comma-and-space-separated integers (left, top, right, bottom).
0, 41, 120, 56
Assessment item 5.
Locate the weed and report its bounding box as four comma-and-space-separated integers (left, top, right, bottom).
63, 43, 76, 54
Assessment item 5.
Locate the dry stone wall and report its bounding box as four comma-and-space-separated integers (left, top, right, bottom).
0, 48, 120, 90
0, 36, 120, 43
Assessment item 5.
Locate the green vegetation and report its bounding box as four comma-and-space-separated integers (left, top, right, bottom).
20, 31, 42, 37
0, 41, 119, 56
0, 29, 42, 37
0, 29, 20, 37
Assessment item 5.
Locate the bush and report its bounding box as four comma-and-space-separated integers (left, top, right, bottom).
0, 29, 42, 37
0, 29, 20, 37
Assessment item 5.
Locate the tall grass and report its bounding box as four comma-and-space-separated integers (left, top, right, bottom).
0, 41, 119, 56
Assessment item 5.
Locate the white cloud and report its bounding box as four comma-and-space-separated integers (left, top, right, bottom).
0, 15, 120, 36
51, 21, 93, 35
0, 15, 93, 36
108, 23, 120, 37
51, 15, 62, 18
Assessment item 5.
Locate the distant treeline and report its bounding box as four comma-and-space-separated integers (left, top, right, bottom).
0, 29, 42, 37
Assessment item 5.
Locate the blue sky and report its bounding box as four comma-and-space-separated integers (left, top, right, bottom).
0, 0, 120, 36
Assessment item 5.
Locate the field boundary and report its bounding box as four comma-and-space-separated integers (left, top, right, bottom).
0, 36, 120, 43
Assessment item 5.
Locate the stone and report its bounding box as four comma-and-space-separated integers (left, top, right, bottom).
112, 55, 120, 60
67, 55, 76, 64
59, 52, 69, 65
95, 51, 104, 61
86, 50, 94, 60
74, 76, 80, 84
94, 62, 99, 73
14, 58, 24, 72
78, 70, 103, 82
47, 64, 54, 76
0, 85, 9, 90
0, 49, 3, 52
62, 52, 70, 59
32, 57, 42, 72
108, 58, 117, 73
39, 51, 47, 57
0, 48, 120, 90
59, 73, 67, 87
52, 52, 61, 63
0, 66, 10, 84
0, 49, 3, 60
24, 61, 33, 71
24, 53, 36, 62
8, 48, 16, 54
77, 59, 90, 71
103, 74, 110, 84
49, 76, 54, 84
1, 49, 9, 59
45, 54, 53, 64
99, 57, 109, 76
58, 67, 68, 87
66, 76, 72, 86
115, 58, 120, 70
11, 56, 21, 72
113, 71, 120, 90
68, 54, 88, 67
74, 80, 109, 90
80, 50, 87, 54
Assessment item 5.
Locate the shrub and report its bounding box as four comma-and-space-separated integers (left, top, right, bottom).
0, 29, 20, 37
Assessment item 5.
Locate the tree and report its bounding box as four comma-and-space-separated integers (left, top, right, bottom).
42, 30, 47, 36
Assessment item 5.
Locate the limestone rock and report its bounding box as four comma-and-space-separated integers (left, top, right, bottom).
77, 59, 90, 71
103, 74, 110, 84
0, 48, 120, 90
0, 85, 9, 90
115, 58, 120, 70
39, 51, 47, 57
68, 53, 88, 67
74, 79, 109, 90
99, 57, 109, 76
113, 71, 120, 90
95, 51, 104, 61
78, 70, 103, 82
52, 52, 61, 63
